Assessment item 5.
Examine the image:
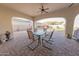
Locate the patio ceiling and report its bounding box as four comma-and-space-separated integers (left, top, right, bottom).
0, 3, 77, 17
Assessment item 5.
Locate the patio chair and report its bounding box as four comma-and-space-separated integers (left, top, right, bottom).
41, 30, 54, 50
27, 30, 34, 41
27, 30, 38, 50
43, 30, 54, 45
72, 29, 79, 41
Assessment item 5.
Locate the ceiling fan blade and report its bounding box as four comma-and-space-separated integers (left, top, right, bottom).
41, 3, 44, 9
45, 8, 49, 10
44, 10, 48, 13
42, 5, 43, 9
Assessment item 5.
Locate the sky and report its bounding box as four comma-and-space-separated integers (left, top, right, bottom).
36, 18, 65, 24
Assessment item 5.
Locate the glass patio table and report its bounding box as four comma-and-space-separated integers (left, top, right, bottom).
32, 29, 52, 50
33, 30, 46, 46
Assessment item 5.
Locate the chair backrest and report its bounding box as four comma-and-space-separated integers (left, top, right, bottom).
49, 30, 54, 40
27, 30, 34, 40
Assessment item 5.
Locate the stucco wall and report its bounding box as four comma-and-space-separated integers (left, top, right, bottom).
0, 5, 32, 34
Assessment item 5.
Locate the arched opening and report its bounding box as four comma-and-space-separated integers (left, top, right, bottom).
35, 17, 66, 37
73, 14, 79, 39
12, 17, 33, 32
11, 17, 33, 39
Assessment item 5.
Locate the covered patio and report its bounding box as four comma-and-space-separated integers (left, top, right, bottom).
0, 3, 79, 56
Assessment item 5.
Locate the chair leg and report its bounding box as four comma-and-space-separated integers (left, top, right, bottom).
43, 44, 52, 50
44, 40, 51, 44
27, 39, 38, 51
44, 39, 54, 45
28, 45, 36, 51
42, 39, 52, 50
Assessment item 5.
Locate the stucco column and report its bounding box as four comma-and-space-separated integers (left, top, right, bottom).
65, 16, 75, 39
32, 17, 36, 31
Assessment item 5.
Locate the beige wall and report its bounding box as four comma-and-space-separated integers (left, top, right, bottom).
0, 5, 32, 34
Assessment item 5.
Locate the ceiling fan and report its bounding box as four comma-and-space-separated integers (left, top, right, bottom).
39, 4, 49, 14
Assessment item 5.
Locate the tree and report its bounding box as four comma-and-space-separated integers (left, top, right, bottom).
45, 21, 64, 25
